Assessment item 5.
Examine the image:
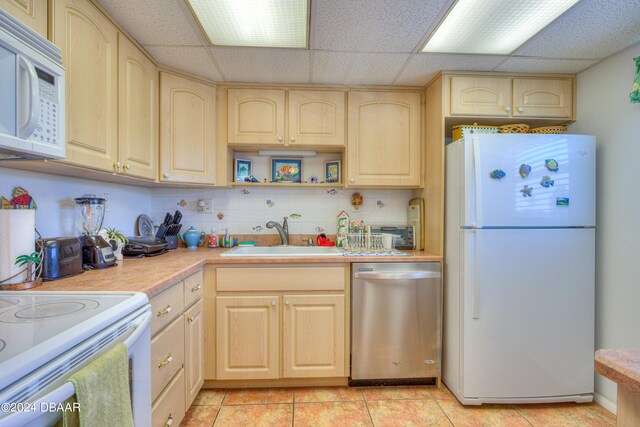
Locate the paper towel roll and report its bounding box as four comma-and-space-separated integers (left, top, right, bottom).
0, 210, 36, 285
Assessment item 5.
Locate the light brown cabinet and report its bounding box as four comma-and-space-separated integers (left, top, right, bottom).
227, 89, 285, 145
215, 295, 280, 380
448, 75, 573, 119
160, 72, 217, 184
184, 300, 204, 407
282, 294, 345, 378
52, 0, 119, 172
149, 271, 203, 426
449, 76, 511, 117
212, 265, 348, 382
117, 33, 158, 180
512, 78, 573, 118
0, 0, 47, 38
288, 90, 345, 147
347, 91, 422, 187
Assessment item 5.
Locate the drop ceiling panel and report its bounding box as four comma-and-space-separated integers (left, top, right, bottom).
95, 0, 203, 46
311, 51, 353, 84
344, 53, 411, 85
493, 57, 598, 74
146, 47, 223, 81
514, 0, 640, 59
311, 0, 450, 52
396, 54, 507, 86
212, 47, 310, 83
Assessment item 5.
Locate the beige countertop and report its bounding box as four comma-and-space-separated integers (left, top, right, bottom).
595, 349, 640, 394
34, 248, 442, 299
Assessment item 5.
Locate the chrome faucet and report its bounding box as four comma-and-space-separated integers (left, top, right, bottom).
266, 217, 289, 246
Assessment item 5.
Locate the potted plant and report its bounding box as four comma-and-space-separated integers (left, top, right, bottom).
104, 228, 128, 261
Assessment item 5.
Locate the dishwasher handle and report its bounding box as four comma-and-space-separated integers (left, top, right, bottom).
354, 271, 441, 280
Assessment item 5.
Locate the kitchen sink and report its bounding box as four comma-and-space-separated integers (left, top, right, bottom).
220, 246, 343, 257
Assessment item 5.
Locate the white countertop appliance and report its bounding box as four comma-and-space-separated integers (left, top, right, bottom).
445, 133, 595, 405
0, 9, 65, 160
0, 291, 151, 426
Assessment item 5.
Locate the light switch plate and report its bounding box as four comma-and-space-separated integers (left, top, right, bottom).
197, 199, 213, 214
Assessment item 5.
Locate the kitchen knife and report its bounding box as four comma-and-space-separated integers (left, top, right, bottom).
173, 210, 182, 225
162, 212, 171, 226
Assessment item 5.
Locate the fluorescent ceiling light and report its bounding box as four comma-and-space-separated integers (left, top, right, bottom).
258, 150, 316, 157
422, 0, 579, 55
187, 0, 309, 48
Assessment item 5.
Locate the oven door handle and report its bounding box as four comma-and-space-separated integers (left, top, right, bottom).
354, 271, 441, 280
0, 310, 152, 427
123, 310, 152, 348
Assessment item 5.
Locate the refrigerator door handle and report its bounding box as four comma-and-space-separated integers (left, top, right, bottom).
471, 230, 481, 319
472, 137, 483, 227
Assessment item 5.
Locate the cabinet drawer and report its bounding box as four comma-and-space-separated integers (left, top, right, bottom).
216, 266, 346, 292
151, 315, 185, 402
184, 270, 203, 308
151, 368, 185, 427
151, 282, 185, 335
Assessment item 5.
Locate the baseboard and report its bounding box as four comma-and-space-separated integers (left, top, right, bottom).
594, 392, 617, 415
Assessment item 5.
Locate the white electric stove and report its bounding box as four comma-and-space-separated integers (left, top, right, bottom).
0, 291, 152, 427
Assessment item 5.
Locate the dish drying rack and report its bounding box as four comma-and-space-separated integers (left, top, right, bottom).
340, 232, 409, 256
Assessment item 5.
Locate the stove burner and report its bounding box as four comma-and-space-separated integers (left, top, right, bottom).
0, 299, 100, 323
0, 339, 5, 353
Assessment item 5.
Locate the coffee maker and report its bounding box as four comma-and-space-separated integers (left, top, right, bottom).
75, 195, 115, 269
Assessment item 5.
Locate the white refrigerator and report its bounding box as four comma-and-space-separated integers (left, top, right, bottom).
444, 133, 595, 405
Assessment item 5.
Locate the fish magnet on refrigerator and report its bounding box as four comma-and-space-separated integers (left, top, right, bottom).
519, 164, 531, 178
520, 185, 533, 197
490, 169, 506, 180
545, 159, 559, 172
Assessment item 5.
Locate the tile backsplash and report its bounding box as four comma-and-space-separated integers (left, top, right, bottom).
151, 187, 412, 236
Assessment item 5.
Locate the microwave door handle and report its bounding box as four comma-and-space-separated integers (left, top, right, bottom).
17, 55, 39, 138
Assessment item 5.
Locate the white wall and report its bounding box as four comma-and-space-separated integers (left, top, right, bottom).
0, 167, 151, 238
151, 187, 412, 236
568, 41, 640, 412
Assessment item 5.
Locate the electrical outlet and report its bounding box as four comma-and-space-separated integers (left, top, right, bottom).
102, 193, 110, 212
197, 199, 213, 214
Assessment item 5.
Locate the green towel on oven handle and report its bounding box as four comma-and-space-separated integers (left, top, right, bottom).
631, 56, 640, 104
61, 342, 134, 427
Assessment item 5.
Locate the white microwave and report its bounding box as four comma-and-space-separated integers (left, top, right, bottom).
0, 9, 65, 160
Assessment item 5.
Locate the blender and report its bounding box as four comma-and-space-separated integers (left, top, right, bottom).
75, 195, 116, 269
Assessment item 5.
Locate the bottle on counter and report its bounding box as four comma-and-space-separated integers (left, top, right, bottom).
207, 229, 218, 248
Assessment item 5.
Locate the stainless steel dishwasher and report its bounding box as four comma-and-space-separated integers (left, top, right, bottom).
350, 262, 441, 385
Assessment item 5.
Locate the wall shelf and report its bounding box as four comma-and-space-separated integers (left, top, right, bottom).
231, 182, 342, 188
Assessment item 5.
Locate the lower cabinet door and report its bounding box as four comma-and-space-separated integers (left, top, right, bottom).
282, 294, 345, 378
151, 368, 185, 427
216, 295, 280, 380
184, 300, 204, 407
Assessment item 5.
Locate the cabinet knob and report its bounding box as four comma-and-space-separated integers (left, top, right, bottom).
277, 135, 283, 142
285, 300, 290, 305
191, 284, 201, 292
113, 161, 121, 171
350, 178, 355, 183
165, 414, 174, 426
125, 163, 131, 170
271, 300, 277, 306
187, 316, 194, 323
163, 173, 169, 179
505, 106, 511, 113
290, 137, 296, 143
518, 106, 524, 113
157, 305, 172, 317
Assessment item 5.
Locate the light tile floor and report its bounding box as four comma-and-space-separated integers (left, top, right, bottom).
180, 385, 616, 427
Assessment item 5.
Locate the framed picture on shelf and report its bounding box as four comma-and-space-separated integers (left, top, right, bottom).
324, 160, 341, 183
234, 159, 252, 182
271, 158, 302, 183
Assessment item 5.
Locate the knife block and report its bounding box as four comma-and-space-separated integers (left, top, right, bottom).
164, 235, 178, 250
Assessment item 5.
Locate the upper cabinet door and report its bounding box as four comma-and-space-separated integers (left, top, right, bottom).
288, 90, 345, 147
159, 72, 216, 184
450, 76, 511, 117
118, 33, 157, 181
227, 89, 285, 145
347, 91, 421, 187
52, 0, 118, 172
0, 0, 47, 38
512, 78, 573, 119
